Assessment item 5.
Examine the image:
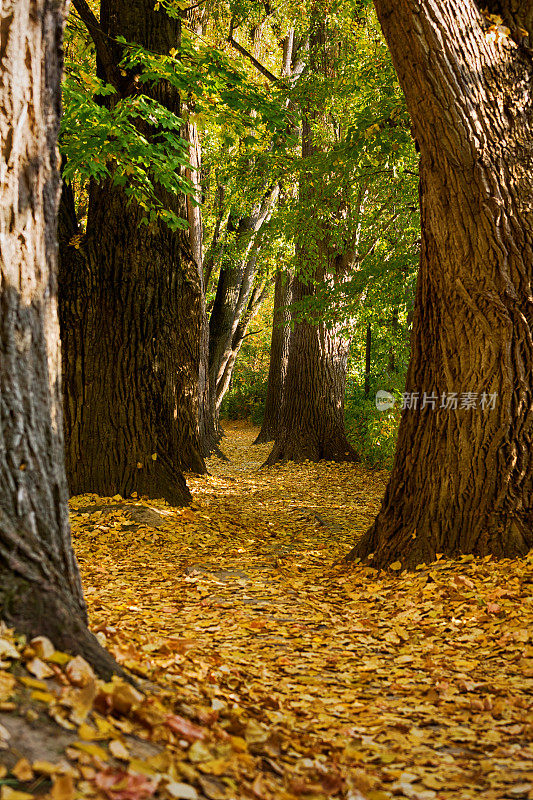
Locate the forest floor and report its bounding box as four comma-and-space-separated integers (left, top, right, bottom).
1, 422, 532, 800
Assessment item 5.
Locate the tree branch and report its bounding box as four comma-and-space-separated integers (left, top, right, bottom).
241, 328, 265, 340
228, 19, 278, 83
71, 0, 123, 92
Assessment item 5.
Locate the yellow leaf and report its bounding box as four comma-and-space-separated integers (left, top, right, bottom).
230, 736, 247, 752
0, 671, 16, 701
30, 690, 56, 704
50, 775, 74, 800
18, 676, 48, 690
126, 760, 157, 777
187, 741, 212, 763
32, 761, 61, 776
77, 723, 98, 741
390, 561, 402, 571
12, 759, 34, 782
109, 740, 130, 761
47, 651, 71, 666
1, 789, 34, 800
72, 742, 108, 760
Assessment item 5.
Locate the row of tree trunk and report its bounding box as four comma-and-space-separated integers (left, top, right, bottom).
57, 0, 358, 502
1, 0, 531, 679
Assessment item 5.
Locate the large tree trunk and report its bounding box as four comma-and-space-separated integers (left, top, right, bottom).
255, 271, 291, 444
265, 273, 358, 463
348, 0, 533, 568
60, 0, 206, 505
0, 0, 120, 678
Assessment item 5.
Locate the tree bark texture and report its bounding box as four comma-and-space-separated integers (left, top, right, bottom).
0, 0, 121, 678
265, 273, 358, 463
60, 0, 206, 506
181, 117, 222, 458
348, 0, 533, 568
255, 271, 291, 443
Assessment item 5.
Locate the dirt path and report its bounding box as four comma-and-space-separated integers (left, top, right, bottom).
70, 422, 532, 800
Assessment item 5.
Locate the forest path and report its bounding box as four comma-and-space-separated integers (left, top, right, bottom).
70, 422, 532, 800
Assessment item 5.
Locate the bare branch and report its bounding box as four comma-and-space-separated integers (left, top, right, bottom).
71, 0, 123, 91
227, 20, 278, 83
241, 328, 265, 340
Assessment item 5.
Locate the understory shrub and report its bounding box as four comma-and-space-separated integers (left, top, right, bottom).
344, 377, 402, 469
220, 366, 268, 426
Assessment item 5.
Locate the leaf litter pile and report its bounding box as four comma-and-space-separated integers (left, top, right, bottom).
1, 422, 532, 800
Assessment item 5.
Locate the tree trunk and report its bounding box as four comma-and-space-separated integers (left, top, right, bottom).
215, 282, 268, 410
207, 189, 277, 432
0, 0, 121, 678
347, 0, 533, 568
364, 323, 372, 396
265, 274, 358, 463
182, 119, 221, 458
266, 17, 358, 465
60, 0, 206, 504
255, 271, 291, 443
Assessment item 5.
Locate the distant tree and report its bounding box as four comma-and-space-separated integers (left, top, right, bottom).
0, 0, 119, 678
207, 191, 276, 433
255, 271, 291, 443
266, 14, 359, 464
348, 0, 533, 568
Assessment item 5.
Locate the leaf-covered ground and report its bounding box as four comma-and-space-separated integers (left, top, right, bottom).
1, 422, 532, 800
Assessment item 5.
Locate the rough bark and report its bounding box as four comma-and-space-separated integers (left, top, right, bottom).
347, 0, 533, 568
265, 273, 358, 463
255, 271, 291, 443
0, 0, 121, 678
60, 0, 206, 504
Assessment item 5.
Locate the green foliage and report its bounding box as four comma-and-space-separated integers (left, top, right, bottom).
61, 11, 290, 231
117, 33, 290, 136
211, 0, 419, 467
61, 68, 193, 230
221, 369, 269, 425
63, 0, 420, 471
344, 380, 402, 469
